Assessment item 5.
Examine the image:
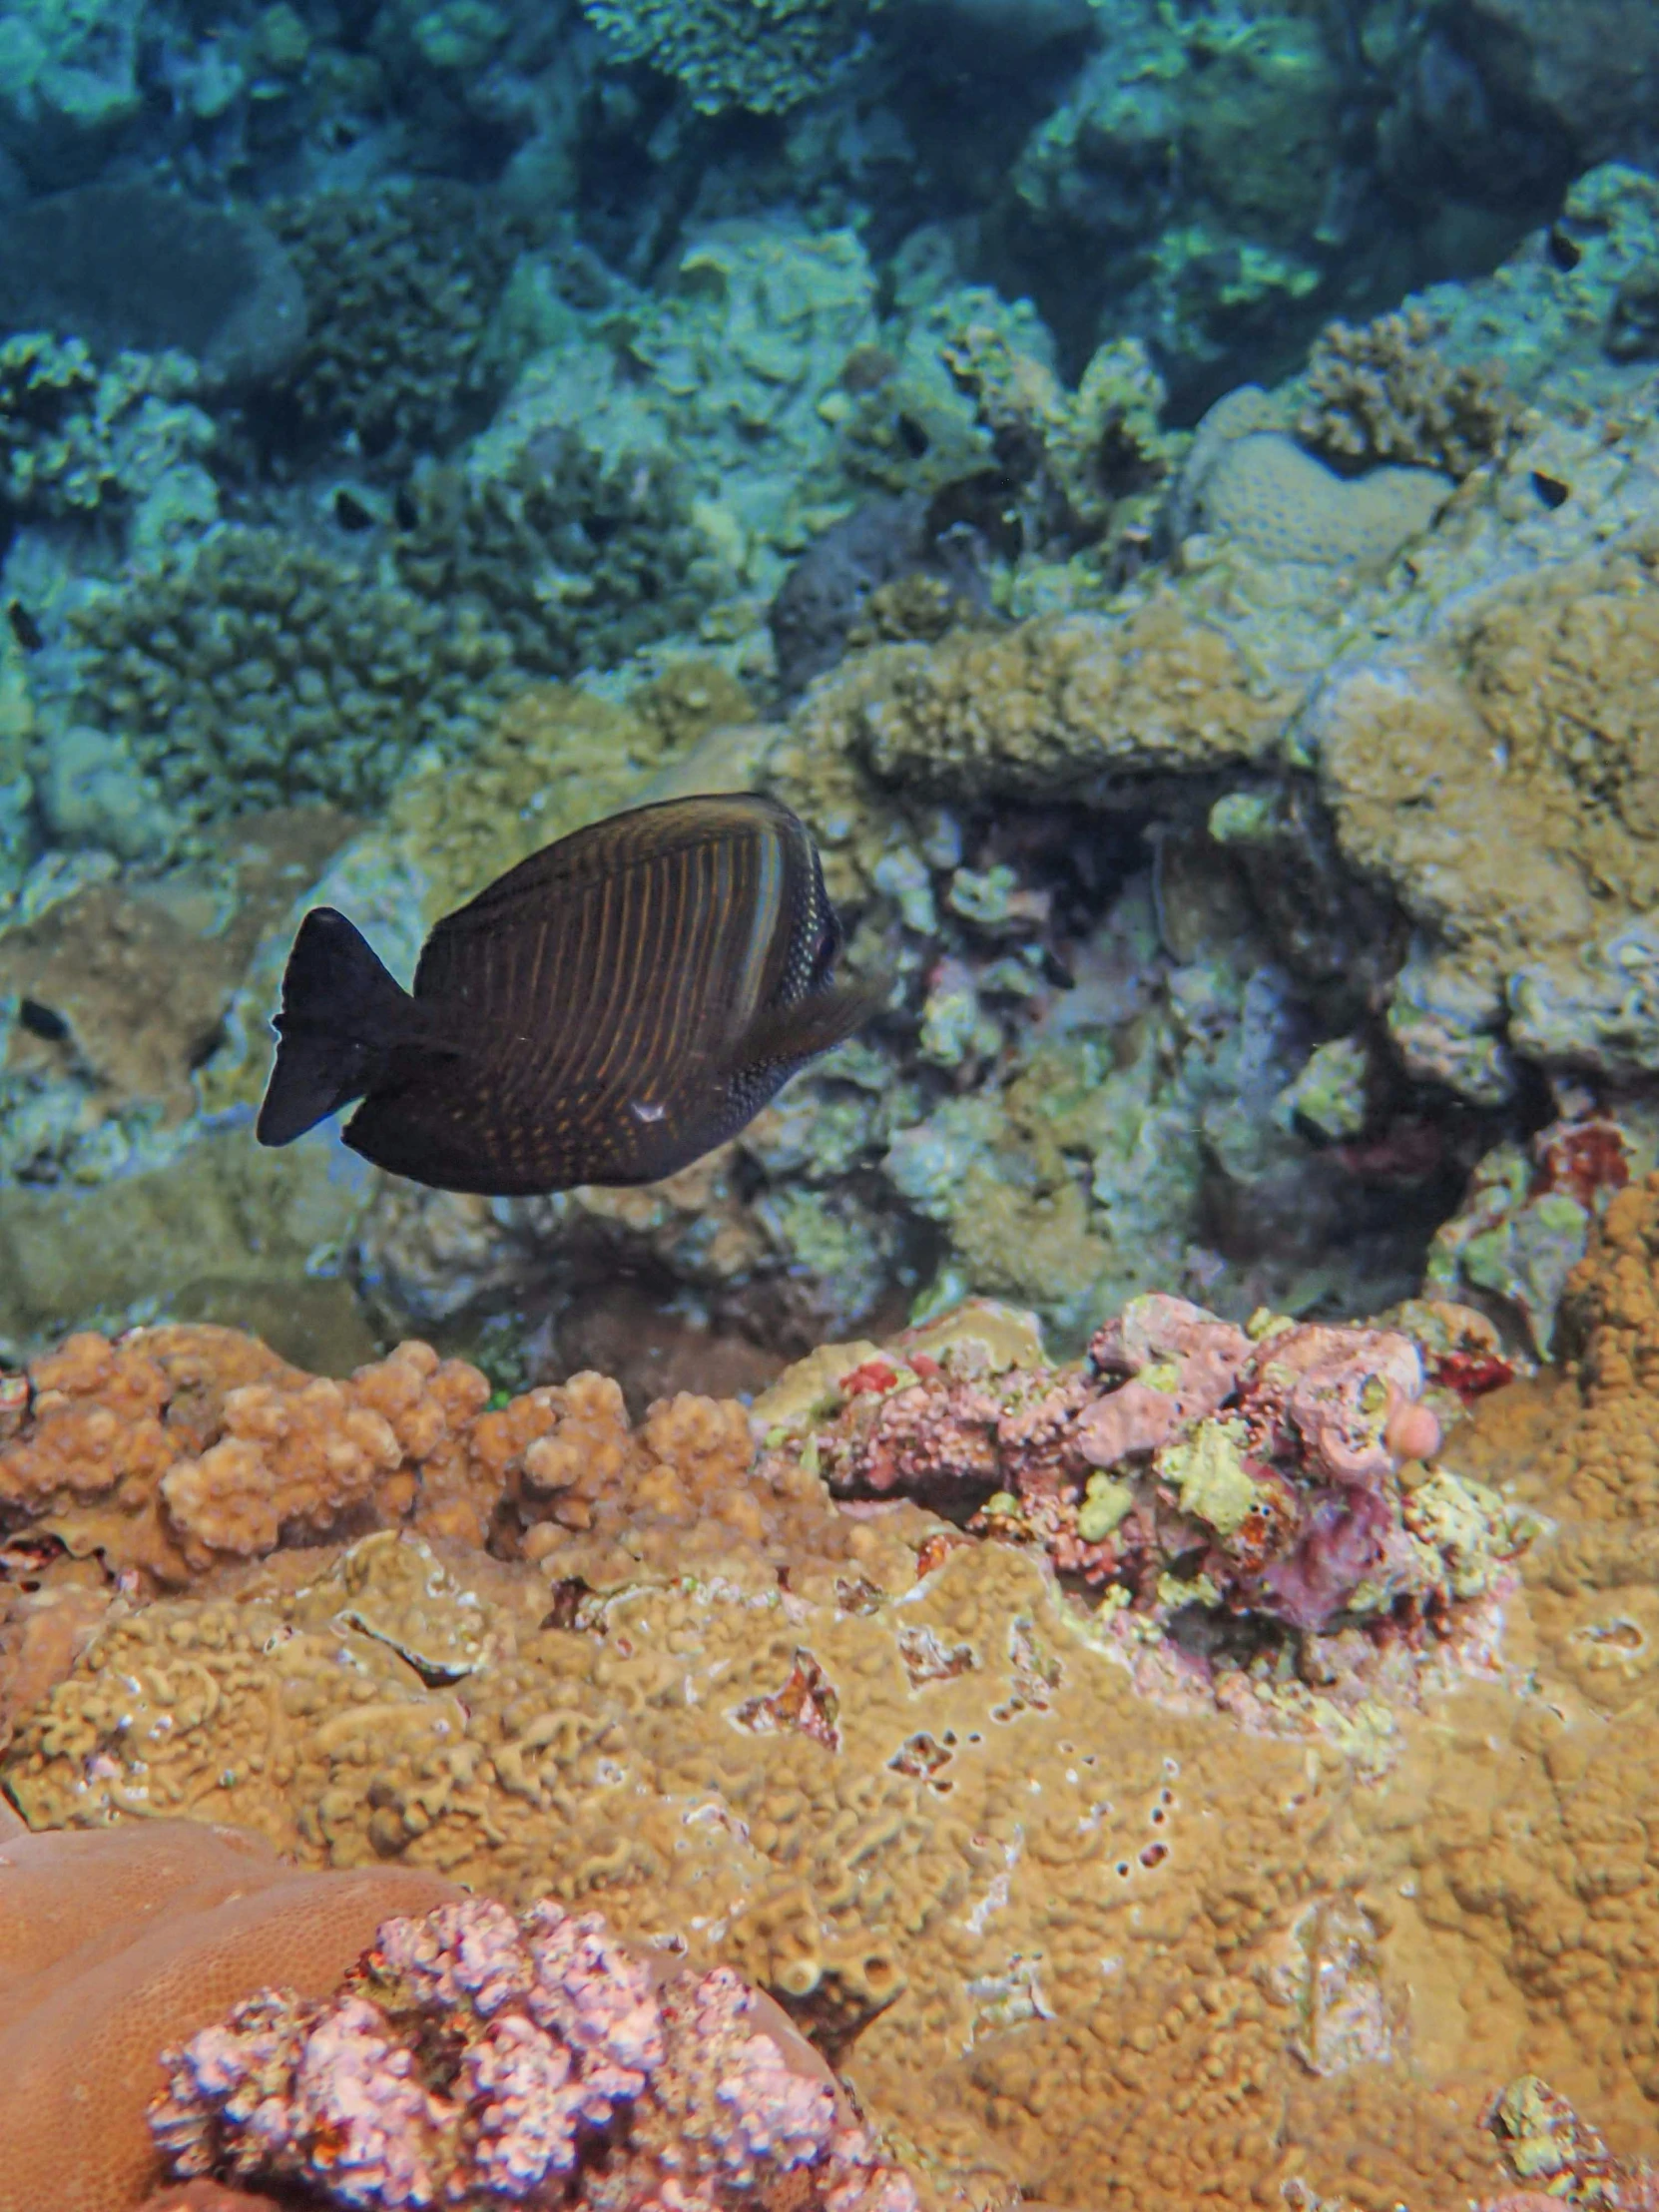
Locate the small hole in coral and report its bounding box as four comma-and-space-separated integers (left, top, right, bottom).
1547, 224, 1583, 271
1531, 470, 1570, 509
1139, 1842, 1168, 1869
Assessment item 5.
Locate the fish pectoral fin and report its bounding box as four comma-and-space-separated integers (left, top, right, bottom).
738, 976, 887, 1072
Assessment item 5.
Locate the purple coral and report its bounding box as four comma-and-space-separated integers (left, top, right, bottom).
151, 1897, 921, 2212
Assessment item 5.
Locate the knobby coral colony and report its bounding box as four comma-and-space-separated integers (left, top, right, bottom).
151, 1895, 917, 2212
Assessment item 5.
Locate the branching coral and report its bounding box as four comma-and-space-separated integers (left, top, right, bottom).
0, 333, 214, 518
1296, 308, 1520, 481
392, 441, 723, 682
151, 1894, 919, 2212
268, 182, 526, 456
66, 525, 519, 824
580, 0, 874, 114
938, 323, 1181, 550
0, 1820, 458, 2212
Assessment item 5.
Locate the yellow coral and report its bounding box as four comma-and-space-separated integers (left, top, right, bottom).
1317, 537, 1659, 1081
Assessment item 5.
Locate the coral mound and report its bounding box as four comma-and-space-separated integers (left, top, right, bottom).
152, 1893, 918, 2212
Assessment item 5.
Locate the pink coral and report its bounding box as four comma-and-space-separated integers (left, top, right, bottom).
774, 1294, 1494, 1649
151, 1896, 919, 2212
1078, 1295, 1253, 1465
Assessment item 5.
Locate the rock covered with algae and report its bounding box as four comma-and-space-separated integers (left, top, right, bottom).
755, 1292, 1525, 1642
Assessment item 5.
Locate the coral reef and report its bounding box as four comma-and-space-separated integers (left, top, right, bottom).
1425, 1110, 1654, 1358
0, 335, 214, 522
1295, 309, 1521, 483
756, 1293, 1519, 1644
1313, 534, 1659, 1096
794, 597, 1287, 805
1174, 385, 1452, 571
0, 1288, 1565, 2212
579, 0, 869, 114
19, 1179, 1659, 2206
0, 185, 304, 392
0, 1327, 500, 1585
391, 442, 722, 681
479, 223, 880, 594
151, 1893, 917, 2212
0, 808, 349, 1140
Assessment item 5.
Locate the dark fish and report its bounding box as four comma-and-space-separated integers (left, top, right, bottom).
256, 793, 884, 1196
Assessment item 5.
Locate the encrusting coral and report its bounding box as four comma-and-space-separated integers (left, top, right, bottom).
150, 1893, 920, 2212
780, 594, 1288, 811
25, 1200, 1659, 2208
0, 1288, 1598, 2212
1313, 532, 1659, 1097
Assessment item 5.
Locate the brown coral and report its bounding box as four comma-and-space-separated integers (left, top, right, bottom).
1297, 308, 1520, 481
1314, 533, 1659, 1091
18, 1233, 1659, 2212
774, 597, 1286, 816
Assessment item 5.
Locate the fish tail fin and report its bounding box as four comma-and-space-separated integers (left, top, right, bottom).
257, 907, 418, 1147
